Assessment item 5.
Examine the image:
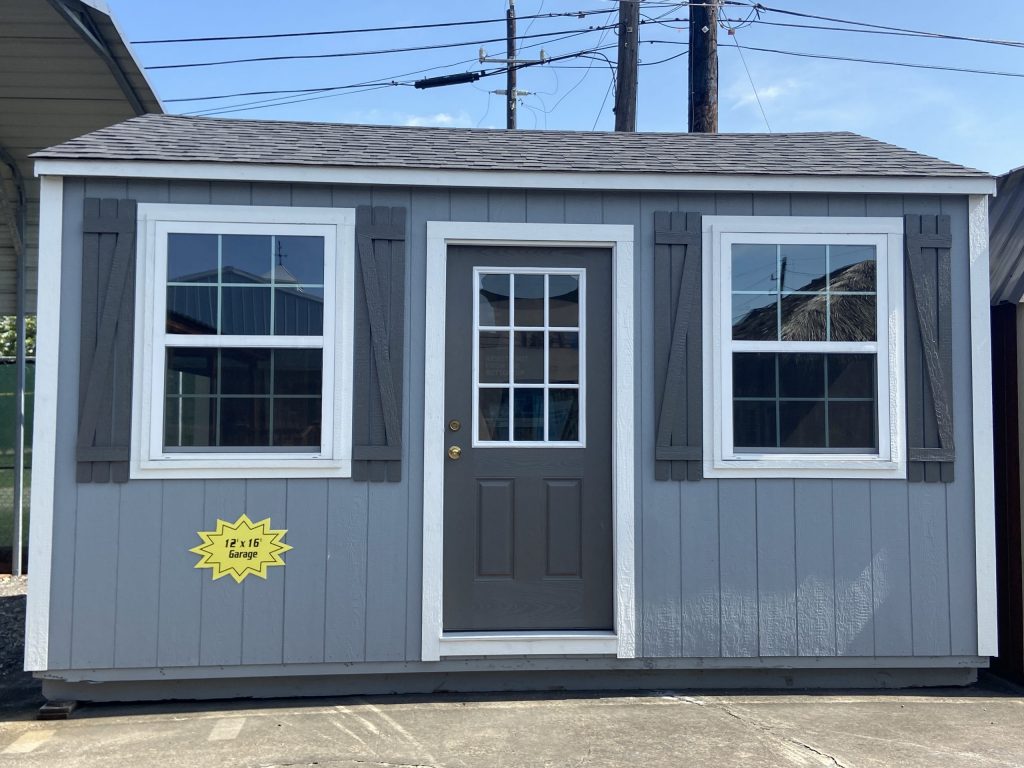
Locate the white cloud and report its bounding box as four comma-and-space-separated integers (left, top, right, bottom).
727, 76, 802, 110
402, 111, 474, 128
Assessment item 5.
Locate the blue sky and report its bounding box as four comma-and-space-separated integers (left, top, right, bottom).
110, 0, 1024, 174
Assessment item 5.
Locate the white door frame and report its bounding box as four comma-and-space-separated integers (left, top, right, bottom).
421, 221, 636, 661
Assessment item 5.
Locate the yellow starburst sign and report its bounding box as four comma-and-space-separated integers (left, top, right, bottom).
190, 514, 292, 583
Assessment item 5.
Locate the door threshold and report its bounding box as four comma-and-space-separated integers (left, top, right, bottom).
438, 630, 618, 658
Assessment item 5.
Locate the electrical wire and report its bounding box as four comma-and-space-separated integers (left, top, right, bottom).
194, 83, 400, 118
728, 32, 771, 131
148, 24, 620, 70
727, 16, 1024, 46
131, 7, 618, 45
546, 8, 617, 118
190, 42, 620, 117
168, 26, 602, 104
592, 75, 615, 130
748, 3, 1024, 49
725, 42, 1024, 80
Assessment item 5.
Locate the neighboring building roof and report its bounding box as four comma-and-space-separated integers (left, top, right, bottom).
990, 166, 1024, 303
0, 0, 161, 314
35, 113, 989, 180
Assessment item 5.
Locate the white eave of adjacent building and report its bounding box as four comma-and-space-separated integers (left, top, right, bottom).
0, 0, 161, 314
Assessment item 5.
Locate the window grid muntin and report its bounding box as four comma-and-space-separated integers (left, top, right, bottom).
473, 266, 585, 447
725, 236, 883, 458
166, 233, 325, 337
730, 243, 877, 343
731, 351, 878, 452
164, 346, 324, 451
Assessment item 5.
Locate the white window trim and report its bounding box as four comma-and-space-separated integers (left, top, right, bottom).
421, 221, 636, 660
702, 215, 906, 479
472, 265, 587, 449
130, 203, 355, 479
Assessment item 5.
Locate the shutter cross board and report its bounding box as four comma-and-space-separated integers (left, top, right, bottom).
653, 211, 703, 481
77, 198, 138, 484
352, 205, 406, 482
904, 213, 955, 483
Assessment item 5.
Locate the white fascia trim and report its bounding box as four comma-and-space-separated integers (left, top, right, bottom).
421, 221, 636, 661
702, 215, 907, 480
438, 632, 618, 658
969, 194, 998, 657
130, 203, 355, 479
33, 159, 997, 196
24, 176, 64, 672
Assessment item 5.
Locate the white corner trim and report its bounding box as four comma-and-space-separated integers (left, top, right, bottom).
421, 221, 636, 661
129, 203, 355, 479
33, 158, 998, 197
438, 632, 618, 657
24, 176, 64, 672
701, 215, 906, 479
969, 194, 998, 657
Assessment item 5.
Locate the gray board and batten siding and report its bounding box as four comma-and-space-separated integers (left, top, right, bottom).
45, 176, 979, 676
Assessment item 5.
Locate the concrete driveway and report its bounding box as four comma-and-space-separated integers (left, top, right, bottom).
1, 684, 1023, 768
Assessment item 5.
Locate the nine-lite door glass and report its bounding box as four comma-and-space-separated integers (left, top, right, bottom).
730, 243, 878, 452
477, 270, 583, 443
163, 233, 325, 451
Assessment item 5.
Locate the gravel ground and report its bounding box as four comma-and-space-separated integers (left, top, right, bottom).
0, 575, 43, 713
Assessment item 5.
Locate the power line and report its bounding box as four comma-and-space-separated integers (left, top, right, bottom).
193, 84, 401, 118
147, 24, 620, 70
168, 26, 602, 105
130, 7, 616, 44
749, 3, 1024, 49
190, 43, 620, 117
727, 32, 771, 131
725, 42, 1024, 80
727, 16, 1024, 46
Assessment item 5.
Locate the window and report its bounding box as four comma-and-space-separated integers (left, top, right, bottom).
132, 204, 354, 478
473, 267, 585, 446
703, 216, 905, 478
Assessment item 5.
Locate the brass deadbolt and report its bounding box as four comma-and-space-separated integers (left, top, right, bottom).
448, 419, 462, 432
447, 445, 463, 460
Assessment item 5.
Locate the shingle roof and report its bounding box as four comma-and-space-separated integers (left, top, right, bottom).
34, 113, 989, 179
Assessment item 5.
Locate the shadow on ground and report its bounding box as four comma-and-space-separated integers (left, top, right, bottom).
0, 592, 44, 719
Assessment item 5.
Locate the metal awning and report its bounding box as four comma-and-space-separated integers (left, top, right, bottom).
1, 0, 161, 314
1, 0, 160, 575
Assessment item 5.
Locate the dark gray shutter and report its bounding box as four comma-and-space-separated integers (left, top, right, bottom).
77, 198, 137, 484
904, 213, 954, 483
653, 211, 703, 481
352, 205, 406, 482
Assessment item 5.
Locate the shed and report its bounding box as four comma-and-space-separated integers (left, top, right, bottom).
26, 114, 998, 701
988, 165, 1024, 683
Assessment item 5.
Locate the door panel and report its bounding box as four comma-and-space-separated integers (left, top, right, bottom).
443, 246, 613, 632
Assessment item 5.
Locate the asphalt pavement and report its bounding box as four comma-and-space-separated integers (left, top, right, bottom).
1, 682, 1022, 767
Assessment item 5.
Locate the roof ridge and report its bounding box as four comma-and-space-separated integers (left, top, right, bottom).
129, 112, 860, 140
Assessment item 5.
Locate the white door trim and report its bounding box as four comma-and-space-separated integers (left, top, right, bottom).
422, 221, 636, 661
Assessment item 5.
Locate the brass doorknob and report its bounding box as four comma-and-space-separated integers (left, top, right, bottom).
447, 445, 462, 460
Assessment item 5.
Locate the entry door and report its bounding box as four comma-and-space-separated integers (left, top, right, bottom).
443, 245, 613, 632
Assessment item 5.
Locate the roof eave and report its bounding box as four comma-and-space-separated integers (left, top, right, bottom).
32, 157, 998, 197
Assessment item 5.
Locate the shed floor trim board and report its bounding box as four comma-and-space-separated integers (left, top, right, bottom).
35, 656, 989, 684
40, 667, 981, 702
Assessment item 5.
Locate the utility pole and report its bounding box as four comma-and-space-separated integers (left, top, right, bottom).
479, 2, 545, 129
688, 0, 719, 133
614, 0, 639, 132
506, 0, 516, 129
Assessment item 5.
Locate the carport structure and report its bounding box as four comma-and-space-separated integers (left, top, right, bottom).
1, 0, 160, 573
